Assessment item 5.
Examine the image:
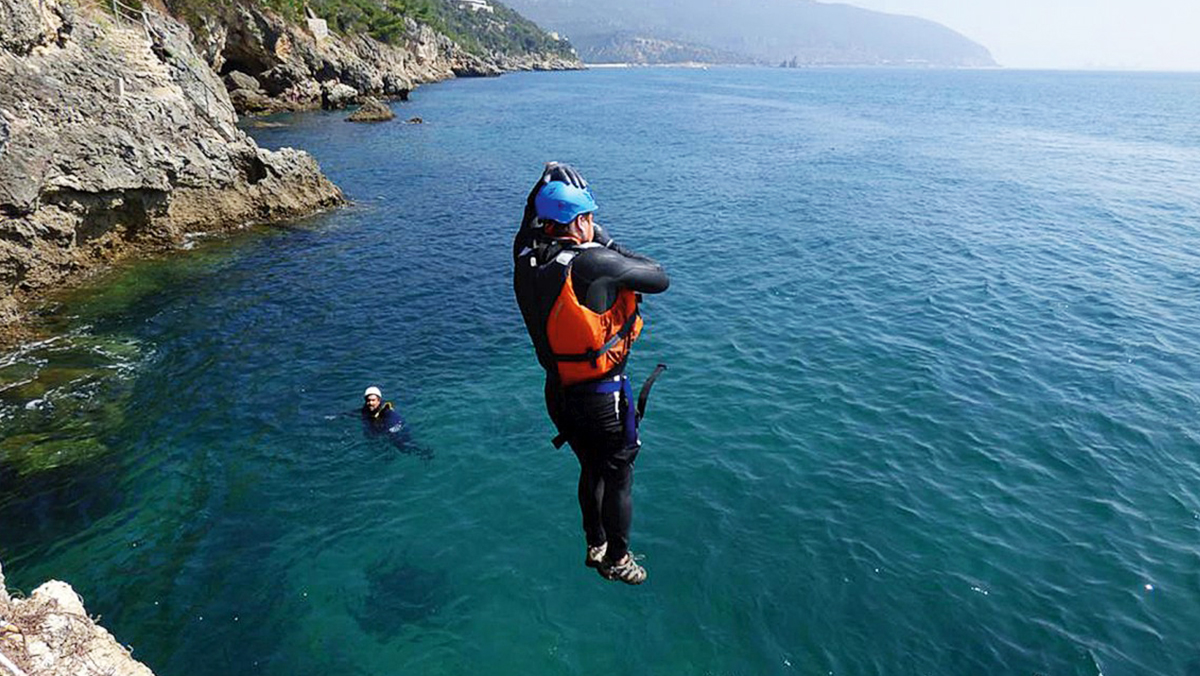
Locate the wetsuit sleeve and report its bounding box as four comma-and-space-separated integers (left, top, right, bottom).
592, 223, 659, 263
571, 245, 669, 313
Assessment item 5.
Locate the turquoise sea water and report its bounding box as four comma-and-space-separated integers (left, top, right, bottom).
3, 67, 1200, 675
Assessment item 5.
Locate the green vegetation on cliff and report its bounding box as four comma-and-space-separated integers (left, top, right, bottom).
429, 1, 574, 58
303, 0, 437, 42
181, 0, 574, 58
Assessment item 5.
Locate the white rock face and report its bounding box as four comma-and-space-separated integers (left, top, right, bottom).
2, 566, 157, 676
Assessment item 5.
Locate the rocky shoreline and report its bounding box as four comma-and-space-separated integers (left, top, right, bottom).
0, 0, 582, 348
0, 0, 346, 345
197, 3, 580, 116
1, 560, 154, 676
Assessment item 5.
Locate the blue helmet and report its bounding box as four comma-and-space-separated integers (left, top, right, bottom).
535, 181, 598, 224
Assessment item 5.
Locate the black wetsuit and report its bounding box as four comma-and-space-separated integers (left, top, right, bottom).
513, 224, 669, 562
362, 401, 413, 446
362, 401, 403, 432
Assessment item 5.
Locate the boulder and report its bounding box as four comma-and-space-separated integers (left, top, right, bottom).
223, 68, 260, 92
320, 81, 358, 109
258, 61, 308, 96
229, 87, 273, 112
346, 97, 394, 122
0, 575, 156, 676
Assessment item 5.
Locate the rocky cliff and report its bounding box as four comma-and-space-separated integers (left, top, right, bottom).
569, 32, 751, 65
0, 0, 344, 335
0, 0, 582, 341
187, 2, 581, 114
1, 560, 154, 676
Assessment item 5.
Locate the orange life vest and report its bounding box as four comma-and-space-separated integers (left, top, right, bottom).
545, 248, 643, 387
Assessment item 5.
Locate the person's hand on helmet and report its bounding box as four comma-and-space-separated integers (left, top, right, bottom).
523, 162, 589, 228
544, 162, 587, 190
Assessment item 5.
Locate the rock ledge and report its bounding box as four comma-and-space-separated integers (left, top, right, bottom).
1, 560, 156, 676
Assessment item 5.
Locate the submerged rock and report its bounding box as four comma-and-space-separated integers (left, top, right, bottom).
347, 97, 394, 122
0, 435, 111, 476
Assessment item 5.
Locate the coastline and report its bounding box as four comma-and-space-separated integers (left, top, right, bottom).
0, 0, 581, 351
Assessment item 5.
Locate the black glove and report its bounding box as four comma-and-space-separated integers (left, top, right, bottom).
522, 162, 589, 229
592, 222, 614, 248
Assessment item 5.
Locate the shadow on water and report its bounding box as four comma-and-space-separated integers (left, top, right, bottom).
350, 554, 448, 639
0, 461, 125, 562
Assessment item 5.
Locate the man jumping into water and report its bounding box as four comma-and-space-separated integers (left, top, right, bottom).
512, 163, 669, 585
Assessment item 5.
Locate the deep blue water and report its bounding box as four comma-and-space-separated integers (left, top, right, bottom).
3, 67, 1200, 676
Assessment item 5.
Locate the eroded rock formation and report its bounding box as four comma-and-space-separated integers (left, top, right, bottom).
0, 0, 344, 330
190, 4, 580, 114
1, 560, 155, 676
347, 96, 395, 122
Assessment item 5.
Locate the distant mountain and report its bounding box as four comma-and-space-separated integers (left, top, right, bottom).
503, 0, 996, 66
570, 32, 752, 65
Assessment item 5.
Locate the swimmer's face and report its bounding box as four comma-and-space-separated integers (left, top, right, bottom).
365, 394, 381, 411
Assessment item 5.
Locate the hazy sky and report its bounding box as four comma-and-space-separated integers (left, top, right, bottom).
842, 0, 1200, 70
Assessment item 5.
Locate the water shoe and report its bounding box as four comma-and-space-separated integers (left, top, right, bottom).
598, 553, 647, 585
586, 542, 607, 568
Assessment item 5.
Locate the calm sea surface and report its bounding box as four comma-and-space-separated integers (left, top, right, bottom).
3, 67, 1200, 676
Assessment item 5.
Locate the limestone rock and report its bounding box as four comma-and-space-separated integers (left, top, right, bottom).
0, 0, 343, 329
0, 0, 68, 55
346, 97, 394, 122
197, 5, 579, 115
320, 80, 357, 109
259, 61, 308, 96
229, 87, 272, 112
0, 569, 156, 676
223, 69, 260, 92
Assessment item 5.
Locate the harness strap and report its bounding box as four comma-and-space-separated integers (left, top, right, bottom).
636, 363, 667, 422
549, 364, 667, 449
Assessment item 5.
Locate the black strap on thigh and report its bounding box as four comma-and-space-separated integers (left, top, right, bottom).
636, 363, 667, 422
